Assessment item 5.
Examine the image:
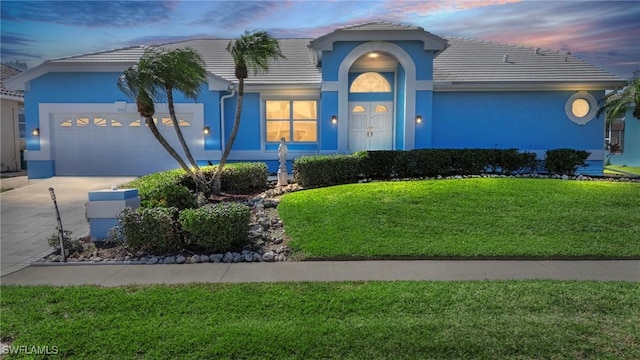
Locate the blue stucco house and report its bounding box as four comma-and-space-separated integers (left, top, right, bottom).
5, 22, 627, 178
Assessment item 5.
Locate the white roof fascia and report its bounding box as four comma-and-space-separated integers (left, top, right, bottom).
244, 83, 321, 92
433, 81, 627, 92
0, 94, 24, 102
4, 62, 135, 91
311, 30, 447, 52
207, 73, 233, 91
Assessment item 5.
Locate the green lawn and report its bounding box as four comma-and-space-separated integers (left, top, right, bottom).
1, 281, 638, 359
279, 178, 640, 259
605, 165, 640, 177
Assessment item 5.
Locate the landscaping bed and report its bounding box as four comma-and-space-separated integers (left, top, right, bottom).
38, 183, 302, 265
1, 281, 638, 359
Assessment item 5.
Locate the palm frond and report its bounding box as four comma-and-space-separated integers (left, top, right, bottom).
597, 69, 640, 121
227, 30, 284, 79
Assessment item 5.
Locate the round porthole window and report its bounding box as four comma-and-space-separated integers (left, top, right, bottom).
565, 91, 597, 125
571, 98, 590, 118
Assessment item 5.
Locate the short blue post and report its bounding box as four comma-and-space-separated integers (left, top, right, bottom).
86, 188, 140, 241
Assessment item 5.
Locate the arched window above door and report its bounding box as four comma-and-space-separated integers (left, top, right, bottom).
350, 72, 391, 93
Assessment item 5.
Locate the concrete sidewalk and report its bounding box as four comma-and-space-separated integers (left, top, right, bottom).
1, 260, 638, 286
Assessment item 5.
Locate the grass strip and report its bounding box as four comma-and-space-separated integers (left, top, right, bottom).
1, 281, 639, 359
605, 165, 640, 177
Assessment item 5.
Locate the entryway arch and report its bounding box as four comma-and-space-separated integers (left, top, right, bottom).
336, 41, 418, 152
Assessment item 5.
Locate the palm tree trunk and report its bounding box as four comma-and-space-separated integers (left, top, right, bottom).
211, 79, 244, 195
144, 116, 208, 193
166, 88, 207, 190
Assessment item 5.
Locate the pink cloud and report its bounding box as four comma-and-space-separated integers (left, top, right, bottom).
384, 0, 520, 16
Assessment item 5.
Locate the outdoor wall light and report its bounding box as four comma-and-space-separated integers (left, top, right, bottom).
32, 128, 40, 136
415, 115, 423, 124
203, 126, 210, 135
331, 115, 338, 124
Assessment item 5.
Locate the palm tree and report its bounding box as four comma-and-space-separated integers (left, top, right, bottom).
211, 30, 285, 194
118, 47, 209, 193
597, 70, 640, 122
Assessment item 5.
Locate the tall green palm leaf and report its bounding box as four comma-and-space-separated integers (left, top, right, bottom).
118, 48, 208, 193
597, 70, 640, 122
212, 30, 285, 194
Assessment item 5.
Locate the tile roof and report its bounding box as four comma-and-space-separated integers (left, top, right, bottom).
9, 22, 625, 89
51, 38, 321, 86
1, 64, 24, 99
434, 37, 623, 85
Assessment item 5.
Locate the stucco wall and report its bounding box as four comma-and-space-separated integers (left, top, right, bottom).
431, 91, 604, 150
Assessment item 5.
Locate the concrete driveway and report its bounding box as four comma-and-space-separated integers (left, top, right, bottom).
1, 176, 136, 276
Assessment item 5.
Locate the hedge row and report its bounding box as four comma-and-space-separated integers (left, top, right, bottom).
294, 148, 591, 188
113, 203, 250, 254
124, 162, 268, 209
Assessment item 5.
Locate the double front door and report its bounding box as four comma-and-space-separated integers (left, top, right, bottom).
348, 101, 393, 152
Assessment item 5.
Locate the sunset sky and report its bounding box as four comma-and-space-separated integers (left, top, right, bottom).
1, 0, 639, 78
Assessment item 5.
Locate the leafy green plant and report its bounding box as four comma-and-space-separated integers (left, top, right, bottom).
124, 162, 269, 209
179, 202, 250, 253
47, 228, 83, 255
115, 207, 182, 253
144, 183, 196, 210
218, 162, 268, 194
544, 148, 590, 175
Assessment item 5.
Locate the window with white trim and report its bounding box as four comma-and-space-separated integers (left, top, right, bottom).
606, 118, 625, 153
18, 105, 25, 139
266, 100, 317, 142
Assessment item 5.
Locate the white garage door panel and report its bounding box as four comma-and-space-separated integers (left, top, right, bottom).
52, 114, 198, 176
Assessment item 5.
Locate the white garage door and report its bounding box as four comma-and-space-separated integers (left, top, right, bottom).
51, 113, 199, 176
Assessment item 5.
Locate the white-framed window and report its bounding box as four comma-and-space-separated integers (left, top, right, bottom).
18, 104, 25, 139
350, 72, 392, 93
266, 100, 317, 142
606, 118, 625, 153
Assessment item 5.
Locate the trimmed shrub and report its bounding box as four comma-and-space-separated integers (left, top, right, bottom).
485, 148, 538, 174
293, 154, 362, 188
124, 169, 185, 208
180, 163, 268, 194
179, 202, 250, 253
360, 150, 398, 179
116, 207, 181, 254
124, 162, 269, 209
449, 149, 486, 175
294, 149, 539, 187
219, 162, 269, 194
144, 183, 196, 210
545, 149, 590, 175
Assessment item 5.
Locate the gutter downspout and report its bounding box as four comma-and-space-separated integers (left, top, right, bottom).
219, 83, 236, 155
